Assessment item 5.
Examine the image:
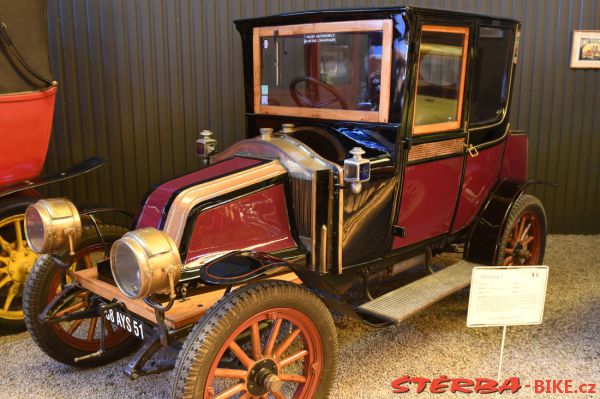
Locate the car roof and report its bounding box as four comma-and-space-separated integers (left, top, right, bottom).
235, 5, 520, 27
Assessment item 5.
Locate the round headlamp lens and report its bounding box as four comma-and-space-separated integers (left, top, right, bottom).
24, 199, 82, 254
112, 241, 143, 298
25, 206, 46, 253
111, 228, 182, 299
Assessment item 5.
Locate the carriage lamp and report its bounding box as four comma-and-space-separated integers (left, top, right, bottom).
343, 147, 371, 194
110, 227, 182, 299
196, 129, 218, 160
280, 123, 295, 134
24, 198, 82, 254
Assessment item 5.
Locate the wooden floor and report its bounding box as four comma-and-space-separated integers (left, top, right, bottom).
74, 268, 300, 329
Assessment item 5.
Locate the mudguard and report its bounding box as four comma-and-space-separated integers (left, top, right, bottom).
196, 250, 291, 285
0, 156, 104, 199
464, 179, 535, 265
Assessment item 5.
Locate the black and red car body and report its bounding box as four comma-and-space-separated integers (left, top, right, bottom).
22, 6, 547, 399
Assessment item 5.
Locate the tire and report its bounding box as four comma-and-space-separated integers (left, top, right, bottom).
0, 194, 38, 332
496, 194, 547, 266
173, 281, 338, 399
23, 224, 140, 367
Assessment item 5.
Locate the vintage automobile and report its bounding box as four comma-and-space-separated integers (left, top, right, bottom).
23, 6, 546, 399
0, 0, 107, 331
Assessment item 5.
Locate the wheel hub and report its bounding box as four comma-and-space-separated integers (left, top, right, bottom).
247, 358, 279, 396
5, 248, 37, 284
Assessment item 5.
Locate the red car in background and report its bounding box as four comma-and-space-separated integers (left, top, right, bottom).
0, 0, 105, 331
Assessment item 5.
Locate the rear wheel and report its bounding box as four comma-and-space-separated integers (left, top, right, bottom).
173, 281, 338, 399
0, 194, 37, 332
23, 224, 139, 366
497, 194, 547, 266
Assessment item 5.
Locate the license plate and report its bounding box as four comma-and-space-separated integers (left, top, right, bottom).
104, 308, 146, 340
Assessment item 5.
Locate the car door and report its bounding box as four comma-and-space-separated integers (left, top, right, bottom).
452, 25, 519, 233
392, 23, 471, 249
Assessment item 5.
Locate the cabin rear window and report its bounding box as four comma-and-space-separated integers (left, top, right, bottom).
253, 20, 393, 123
470, 26, 515, 127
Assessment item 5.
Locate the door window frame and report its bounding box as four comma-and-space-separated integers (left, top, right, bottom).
411, 25, 470, 135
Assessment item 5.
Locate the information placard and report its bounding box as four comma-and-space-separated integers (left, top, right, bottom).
467, 266, 549, 327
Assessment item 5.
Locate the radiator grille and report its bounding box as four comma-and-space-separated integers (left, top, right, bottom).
289, 177, 313, 239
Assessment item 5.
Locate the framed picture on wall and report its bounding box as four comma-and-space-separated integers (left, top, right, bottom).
570, 30, 600, 68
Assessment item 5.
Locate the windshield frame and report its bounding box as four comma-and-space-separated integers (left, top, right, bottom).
252, 19, 393, 123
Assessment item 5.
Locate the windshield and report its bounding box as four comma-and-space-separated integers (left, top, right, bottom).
253, 20, 392, 123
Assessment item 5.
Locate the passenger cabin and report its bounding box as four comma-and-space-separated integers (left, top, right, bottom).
233, 7, 523, 272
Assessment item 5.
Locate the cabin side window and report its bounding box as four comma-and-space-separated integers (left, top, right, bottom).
469, 26, 515, 127
412, 25, 469, 135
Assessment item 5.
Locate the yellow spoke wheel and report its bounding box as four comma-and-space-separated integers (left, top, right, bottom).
0, 214, 38, 323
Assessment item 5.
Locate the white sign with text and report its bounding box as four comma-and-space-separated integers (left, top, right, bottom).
467, 266, 549, 327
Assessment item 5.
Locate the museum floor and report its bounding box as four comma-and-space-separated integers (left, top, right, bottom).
0, 235, 598, 399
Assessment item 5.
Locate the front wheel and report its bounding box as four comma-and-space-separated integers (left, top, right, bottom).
173, 281, 338, 399
497, 194, 547, 266
23, 224, 139, 367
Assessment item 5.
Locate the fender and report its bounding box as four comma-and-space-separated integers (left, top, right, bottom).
0, 156, 105, 199
464, 178, 537, 265
193, 249, 393, 327
0, 191, 41, 217
193, 250, 299, 285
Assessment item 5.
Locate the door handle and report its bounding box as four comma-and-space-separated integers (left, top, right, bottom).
464, 144, 479, 158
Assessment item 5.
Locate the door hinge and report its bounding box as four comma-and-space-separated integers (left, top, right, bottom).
393, 225, 406, 237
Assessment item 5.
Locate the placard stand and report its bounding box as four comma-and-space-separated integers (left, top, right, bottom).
496, 325, 507, 398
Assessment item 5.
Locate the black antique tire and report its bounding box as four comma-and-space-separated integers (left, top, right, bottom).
497, 194, 547, 266
23, 224, 140, 367
0, 194, 37, 332
173, 281, 338, 399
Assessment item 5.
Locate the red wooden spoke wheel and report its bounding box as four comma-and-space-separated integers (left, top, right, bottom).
23, 224, 139, 367
503, 210, 542, 266
497, 194, 547, 267
47, 245, 130, 351
173, 281, 338, 399
206, 308, 322, 399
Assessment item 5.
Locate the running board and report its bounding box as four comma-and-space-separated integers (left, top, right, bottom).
358, 260, 477, 323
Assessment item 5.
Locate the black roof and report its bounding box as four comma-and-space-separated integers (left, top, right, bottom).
235, 5, 520, 28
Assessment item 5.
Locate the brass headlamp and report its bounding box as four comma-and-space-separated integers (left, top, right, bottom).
110, 227, 182, 299
24, 198, 82, 254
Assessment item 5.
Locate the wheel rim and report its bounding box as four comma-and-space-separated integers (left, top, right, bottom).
47, 244, 130, 351
0, 214, 38, 321
503, 210, 542, 266
203, 308, 323, 399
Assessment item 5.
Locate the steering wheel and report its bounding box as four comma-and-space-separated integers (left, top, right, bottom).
289, 76, 348, 109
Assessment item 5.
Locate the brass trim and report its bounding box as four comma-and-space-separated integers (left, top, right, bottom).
311, 175, 317, 270
471, 123, 510, 150
213, 135, 345, 272
320, 225, 327, 274
163, 161, 287, 249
